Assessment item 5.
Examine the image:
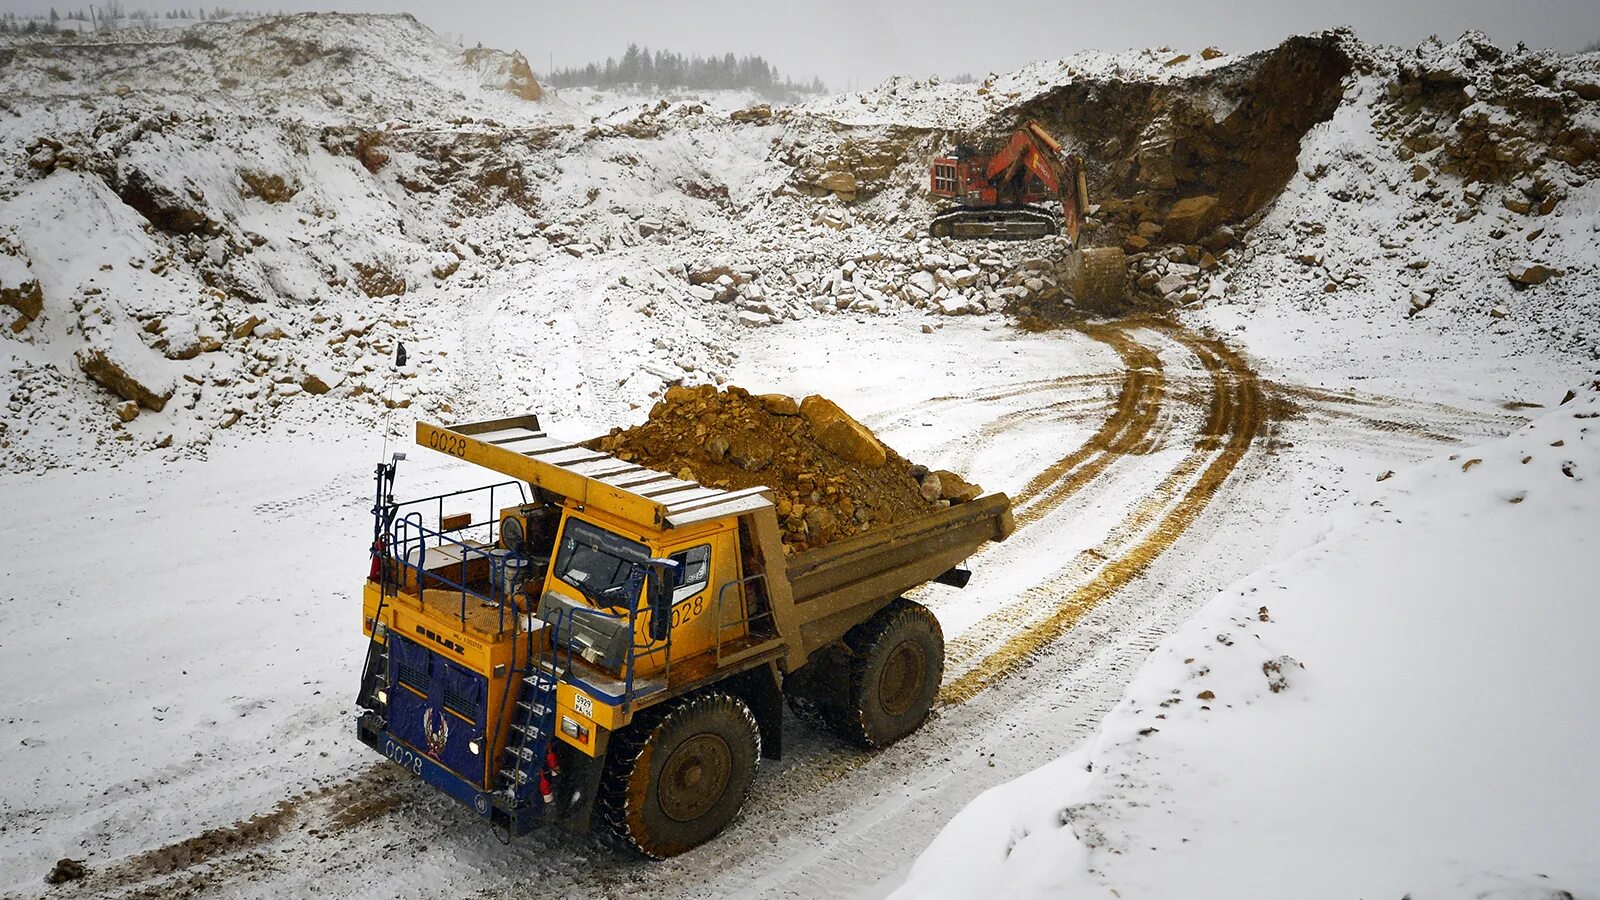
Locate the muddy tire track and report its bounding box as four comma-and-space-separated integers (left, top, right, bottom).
1008, 325, 1167, 527
77, 765, 409, 897
941, 326, 1265, 704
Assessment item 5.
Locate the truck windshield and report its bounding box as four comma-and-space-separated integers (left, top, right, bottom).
552, 518, 648, 607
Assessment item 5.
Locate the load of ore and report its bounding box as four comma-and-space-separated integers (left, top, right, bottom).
591, 385, 984, 552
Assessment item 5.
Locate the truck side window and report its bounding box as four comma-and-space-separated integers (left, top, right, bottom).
671, 545, 710, 603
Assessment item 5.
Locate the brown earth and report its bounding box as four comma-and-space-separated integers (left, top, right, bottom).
591, 385, 978, 551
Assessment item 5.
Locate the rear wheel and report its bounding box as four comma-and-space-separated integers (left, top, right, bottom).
838, 598, 945, 748
597, 692, 760, 858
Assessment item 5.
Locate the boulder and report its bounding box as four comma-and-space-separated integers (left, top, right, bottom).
800, 395, 887, 468
116, 400, 140, 423
302, 363, 346, 395
1508, 262, 1553, 286
231, 314, 264, 339
1163, 195, 1221, 243
818, 171, 859, 196
1155, 273, 1189, 296
760, 393, 800, 416
0, 272, 43, 324
729, 104, 773, 123
76, 345, 177, 412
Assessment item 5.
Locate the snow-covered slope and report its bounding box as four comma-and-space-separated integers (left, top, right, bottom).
895, 381, 1600, 899
0, 13, 563, 123
3, 24, 1596, 476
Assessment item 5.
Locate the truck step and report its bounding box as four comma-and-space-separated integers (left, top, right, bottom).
504, 743, 547, 763
516, 700, 550, 718
509, 721, 547, 738
522, 672, 559, 690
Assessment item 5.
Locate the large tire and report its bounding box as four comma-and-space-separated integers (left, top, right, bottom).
1072, 246, 1129, 312
597, 692, 761, 859
837, 598, 945, 749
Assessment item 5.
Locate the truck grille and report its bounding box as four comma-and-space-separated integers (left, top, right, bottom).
443, 685, 479, 722
397, 658, 431, 694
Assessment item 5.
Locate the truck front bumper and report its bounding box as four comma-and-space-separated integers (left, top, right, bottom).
356, 712, 543, 835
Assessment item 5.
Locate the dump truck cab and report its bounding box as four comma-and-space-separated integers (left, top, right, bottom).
355, 412, 1012, 856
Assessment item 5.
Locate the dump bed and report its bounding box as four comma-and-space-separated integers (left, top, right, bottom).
753, 493, 1014, 663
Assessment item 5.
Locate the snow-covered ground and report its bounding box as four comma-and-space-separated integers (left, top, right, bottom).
1, 14, 1597, 900
896, 383, 1600, 900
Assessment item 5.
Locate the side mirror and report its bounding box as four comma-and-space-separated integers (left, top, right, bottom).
645, 558, 680, 642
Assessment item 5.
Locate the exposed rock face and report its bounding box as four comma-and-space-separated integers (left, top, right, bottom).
790, 131, 919, 202
1381, 33, 1599, 186
238, 170, 300, 203
113, 170, 212, 235
0, 259, 44, 330
461, 47, 543, 101
353, 262, 406, 297
1011, 33, 1353, 243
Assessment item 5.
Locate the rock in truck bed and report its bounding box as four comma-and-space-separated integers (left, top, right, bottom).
590, 385, 984, 552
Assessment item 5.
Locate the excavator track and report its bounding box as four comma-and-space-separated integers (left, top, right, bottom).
929, 204, 1058, 241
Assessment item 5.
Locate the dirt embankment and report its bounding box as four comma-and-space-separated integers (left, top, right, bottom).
1012, 34, 1353, 248
592, 385, 982, 551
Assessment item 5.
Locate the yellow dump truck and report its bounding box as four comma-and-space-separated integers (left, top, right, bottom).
355, 414, 1014, 857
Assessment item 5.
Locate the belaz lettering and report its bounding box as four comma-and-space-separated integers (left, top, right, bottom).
416, 624, 466, 656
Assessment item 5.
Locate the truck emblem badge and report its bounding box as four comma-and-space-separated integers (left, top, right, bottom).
422, 707, 450, 757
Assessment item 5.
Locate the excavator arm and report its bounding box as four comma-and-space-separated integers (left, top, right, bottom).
981, 121, 1089, 245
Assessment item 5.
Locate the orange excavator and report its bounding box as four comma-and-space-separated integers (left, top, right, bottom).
928, 120, 1127, 307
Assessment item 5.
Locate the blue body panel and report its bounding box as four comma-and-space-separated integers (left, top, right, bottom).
358, 636, 546, 835
387, 635, 487, 785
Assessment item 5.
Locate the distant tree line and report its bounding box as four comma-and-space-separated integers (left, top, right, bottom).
0, 5, 282, 33
547, 44, 826, 98
0, 12, 59, 33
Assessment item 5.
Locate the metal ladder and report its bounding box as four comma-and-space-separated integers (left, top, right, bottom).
497, 657, 560, 805
357, 604, 391, 715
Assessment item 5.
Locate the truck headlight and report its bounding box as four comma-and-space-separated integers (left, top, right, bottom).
468, 739, 481, 756
375, 689, 387, 705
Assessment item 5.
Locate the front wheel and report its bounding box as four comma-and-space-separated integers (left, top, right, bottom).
597, 692, 761, 858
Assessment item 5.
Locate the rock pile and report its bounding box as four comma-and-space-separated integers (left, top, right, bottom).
591, 385, 984, 551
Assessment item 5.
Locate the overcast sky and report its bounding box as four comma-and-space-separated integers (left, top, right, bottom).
4, 0, 1597, 87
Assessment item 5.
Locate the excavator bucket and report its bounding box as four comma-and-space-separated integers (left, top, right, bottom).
1070, 247, 1130, 312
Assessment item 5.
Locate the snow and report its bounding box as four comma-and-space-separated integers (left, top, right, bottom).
894, 386, 1600, 900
